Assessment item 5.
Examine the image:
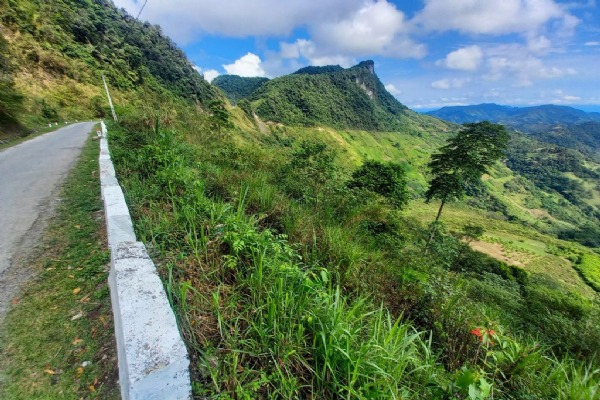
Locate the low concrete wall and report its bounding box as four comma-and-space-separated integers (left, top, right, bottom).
99, 128, 192, 400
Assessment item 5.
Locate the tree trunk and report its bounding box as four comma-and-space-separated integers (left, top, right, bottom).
424, 197, 446, 255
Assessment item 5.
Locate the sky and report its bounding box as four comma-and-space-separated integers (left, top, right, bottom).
113, 0, 600, 111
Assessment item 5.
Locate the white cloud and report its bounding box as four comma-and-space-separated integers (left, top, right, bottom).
112, 0, 366, 43
223, 53, 266, 77
311, 1, 426, 59
193, 65, 220, 82
431, 78, 470, 89
439, 45, 483, 71
485, 55, 576, 85
278, 39, 355, 67
204, 69, 220, 82
548, 90, 582, 104
415, 0, 572, 36
526, 35, 552, 54
385, 84, 401, 96
585, 41, 600, 46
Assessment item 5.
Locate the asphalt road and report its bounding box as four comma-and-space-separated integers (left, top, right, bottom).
0, 122, 95, 318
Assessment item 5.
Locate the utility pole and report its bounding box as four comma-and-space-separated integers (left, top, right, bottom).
102, 75, 118, 122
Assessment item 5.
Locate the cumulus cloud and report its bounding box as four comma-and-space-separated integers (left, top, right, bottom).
431, 78, 470, 89
275, 1, 426, 69
311, 1, 426, 58
385, 84, 402, 96
549, 89, 581, 103
113, 0, 366, 43
223, 53, 266, 77
415, 0, 572, 36
204, 70, 220, 82
193, 65, 220, 82
113, 0, 427, 63
439, 45, 483, 71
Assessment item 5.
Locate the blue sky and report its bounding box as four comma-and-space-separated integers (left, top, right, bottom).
113, 0, 600, 111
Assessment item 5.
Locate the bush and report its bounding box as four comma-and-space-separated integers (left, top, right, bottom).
348, 160, 409, 208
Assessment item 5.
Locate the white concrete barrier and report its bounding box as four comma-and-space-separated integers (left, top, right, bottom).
99, 129, 192, 400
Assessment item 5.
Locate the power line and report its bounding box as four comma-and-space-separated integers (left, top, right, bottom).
123, 0, 148, 43
134, 0, 148, 20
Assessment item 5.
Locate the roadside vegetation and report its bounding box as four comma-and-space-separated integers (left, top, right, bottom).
108, 104, 599, 398
0, 132, 119, 400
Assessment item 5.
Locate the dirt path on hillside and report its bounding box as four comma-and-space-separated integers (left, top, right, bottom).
0, 122, 94, 323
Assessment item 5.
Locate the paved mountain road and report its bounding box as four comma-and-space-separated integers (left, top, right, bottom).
0, 122, 95, 321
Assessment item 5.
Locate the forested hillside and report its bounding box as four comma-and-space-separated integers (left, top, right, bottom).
212, 74, 269, 103
0, 0, 219, 140
249, 60, 411, 131
2, 0, 599, 398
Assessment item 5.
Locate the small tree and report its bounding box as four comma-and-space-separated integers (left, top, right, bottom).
208, 99, 231, 134
425, 122, 509, 250
348, 160, 409, 208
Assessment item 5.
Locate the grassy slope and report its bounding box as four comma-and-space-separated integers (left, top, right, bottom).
108, 105, 600, 398
242, 111, 599, 299
0, 131, 118, 399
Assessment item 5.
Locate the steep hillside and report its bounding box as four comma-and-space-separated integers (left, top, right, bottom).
249, 60, 410, 131
212, 75, 269, 103
0, 0, 220, 139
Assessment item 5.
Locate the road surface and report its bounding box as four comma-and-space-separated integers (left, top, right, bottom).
0, 122, 95, 320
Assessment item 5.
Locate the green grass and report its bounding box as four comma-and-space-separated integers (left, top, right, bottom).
107, 114, 600, 398
0, 130, 118, 399
575, 253, 600, 292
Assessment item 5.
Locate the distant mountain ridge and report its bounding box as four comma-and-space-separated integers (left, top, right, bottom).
427, 103, 600, 157
426, 103, 600, 125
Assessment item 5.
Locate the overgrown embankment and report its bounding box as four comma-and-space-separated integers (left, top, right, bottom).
108, 109, 599, 399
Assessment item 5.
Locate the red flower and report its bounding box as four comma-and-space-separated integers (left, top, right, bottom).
487, 329, 495, 336
470, 328, 482, 337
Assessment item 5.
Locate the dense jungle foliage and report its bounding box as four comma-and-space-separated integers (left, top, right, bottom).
212, 75, 269, 103
0, 0, 220, 140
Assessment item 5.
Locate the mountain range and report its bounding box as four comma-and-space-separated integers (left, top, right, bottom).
427, 103, 600, 157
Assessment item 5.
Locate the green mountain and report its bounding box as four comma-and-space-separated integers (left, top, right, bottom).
212, 75, 269, 103
0, 0, 220, 140
249, 60, 410, 131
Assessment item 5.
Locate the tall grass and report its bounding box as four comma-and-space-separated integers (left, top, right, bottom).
108, 115, 600, 399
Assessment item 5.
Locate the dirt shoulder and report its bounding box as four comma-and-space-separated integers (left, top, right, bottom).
0, 133, 118, 399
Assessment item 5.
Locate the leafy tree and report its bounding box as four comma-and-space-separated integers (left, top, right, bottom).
461, 224, 485, 244
348, 160, 409, 208
280, 141, 339, 204
208, 99, 231, 134
425, 122, 509, 249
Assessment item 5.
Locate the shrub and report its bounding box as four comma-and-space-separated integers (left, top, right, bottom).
348, 160, 409, 208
